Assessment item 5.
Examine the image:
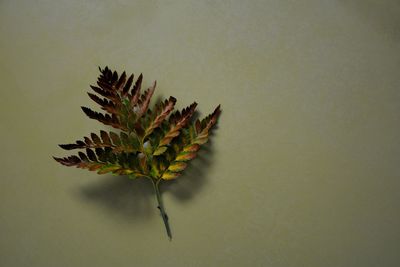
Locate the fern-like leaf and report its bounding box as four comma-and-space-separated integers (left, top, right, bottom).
54, 67, 221, 239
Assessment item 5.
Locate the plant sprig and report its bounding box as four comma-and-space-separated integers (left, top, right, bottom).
54, 67, 221, 239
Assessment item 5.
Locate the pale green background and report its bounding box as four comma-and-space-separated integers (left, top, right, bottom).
1, 1, 400, 266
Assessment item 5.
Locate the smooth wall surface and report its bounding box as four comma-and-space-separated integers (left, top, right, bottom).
1, 1, 400, 266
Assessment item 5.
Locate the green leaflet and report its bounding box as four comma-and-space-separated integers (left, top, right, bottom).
153, 146, 167, 156
53, 66, 221, 239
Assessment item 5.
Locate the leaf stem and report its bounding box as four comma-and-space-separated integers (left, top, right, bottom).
151, 179, 172, 240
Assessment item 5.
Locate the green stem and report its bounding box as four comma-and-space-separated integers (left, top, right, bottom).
151, 179, 172, 240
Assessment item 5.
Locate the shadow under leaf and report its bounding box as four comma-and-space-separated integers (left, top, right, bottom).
78, 175, 154, 222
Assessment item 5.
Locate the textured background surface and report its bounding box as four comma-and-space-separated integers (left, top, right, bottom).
1, 1, 400, 266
